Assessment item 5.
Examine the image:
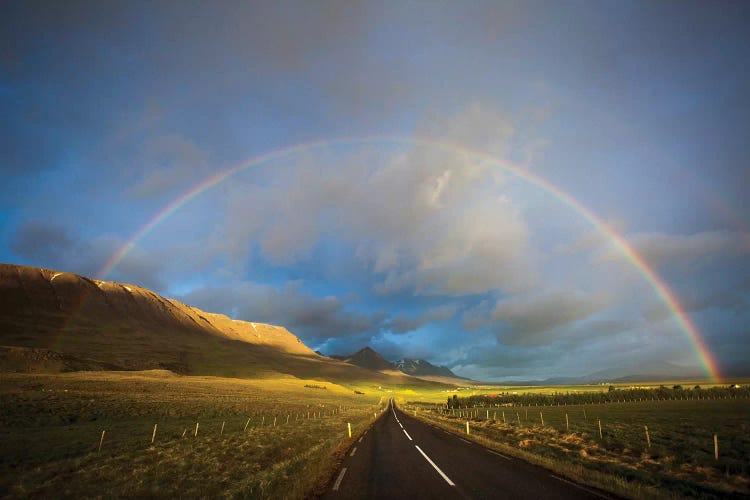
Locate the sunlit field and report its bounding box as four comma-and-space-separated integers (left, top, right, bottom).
402, 383, 750, 498
0, 371, 386, 498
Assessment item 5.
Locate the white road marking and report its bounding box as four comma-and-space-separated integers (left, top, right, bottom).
333, 467, 347, 491
403, 429, 412, 441
487, 450, 511, 460
350, 447, 357, 457
460, 438, 471, 444
550, 475, 612, 499
415, 445, 455, 486
358, 436, 363, 443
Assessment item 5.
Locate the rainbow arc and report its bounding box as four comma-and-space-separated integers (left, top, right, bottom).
94, 136, 721, 381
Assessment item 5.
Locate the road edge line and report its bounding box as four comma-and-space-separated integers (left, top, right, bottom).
332, 467, 347, 491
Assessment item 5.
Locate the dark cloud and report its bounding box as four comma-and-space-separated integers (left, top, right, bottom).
9, 220, 165, 291
644, 281, 750, 323
492, 292, 609, 346
10, 221, 74, 263
385, 304, 458, 334
179, 282, 384, 341
605, 231, 750, 267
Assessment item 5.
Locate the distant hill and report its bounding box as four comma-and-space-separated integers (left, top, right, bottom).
502, 362, 712, 386
343, 347, 395, 371
0, 263, 442, 388
394, 358, 463, 379
332, 347, 473, 384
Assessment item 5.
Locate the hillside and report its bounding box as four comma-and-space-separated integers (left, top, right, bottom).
343, 347, 395, 371
0, 263, 440, 388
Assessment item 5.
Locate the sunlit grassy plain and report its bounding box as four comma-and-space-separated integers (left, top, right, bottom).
0, 370, 390, 498
2, 370, 748, 499
399, 381, 750, 499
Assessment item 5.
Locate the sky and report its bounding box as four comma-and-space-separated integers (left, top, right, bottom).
2, 0, 749, 381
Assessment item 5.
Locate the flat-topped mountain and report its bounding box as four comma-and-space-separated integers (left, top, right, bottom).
0, 263, 440, 388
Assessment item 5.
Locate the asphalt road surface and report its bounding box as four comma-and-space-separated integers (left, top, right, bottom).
322, 399, 614, 500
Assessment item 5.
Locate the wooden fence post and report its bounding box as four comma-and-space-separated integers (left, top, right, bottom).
244, 418, 251, 431
540, 412, 544, 427
714, 434, 718, 460
348, 422, 352, 438
221, 421, 225, 435
644, 425, 651, 448
151, 424, 158, 444
466, 421, 470, 435
565, 413, 569, 432
598, 419, 602, 439
98, 430, 105, 452
194, 422, 199, 437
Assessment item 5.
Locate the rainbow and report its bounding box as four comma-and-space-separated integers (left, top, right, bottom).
96, 136, 721, 380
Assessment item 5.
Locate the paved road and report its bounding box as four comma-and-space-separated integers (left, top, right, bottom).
322, 399, 613, 500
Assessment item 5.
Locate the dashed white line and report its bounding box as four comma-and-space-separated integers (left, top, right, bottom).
415, 445, 455, 486
333, 467, 347, 491
459, 438, 471, 444
358, 436, 363, 443
487, 449, 511, 460
403, 429, 412, 441
350, 447, 357, 457
550, 475, 612, 499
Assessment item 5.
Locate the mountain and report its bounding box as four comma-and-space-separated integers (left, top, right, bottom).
343, 347, 395, 371
394, 358, 461, 378
500, 362, 712, 386
333, 347, 474, 384
0, 263, 441, 388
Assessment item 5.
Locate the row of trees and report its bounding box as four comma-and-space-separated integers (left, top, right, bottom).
446, 385, 748, 408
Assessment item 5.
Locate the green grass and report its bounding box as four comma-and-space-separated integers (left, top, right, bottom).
404, 397, 750, 498
0, 371, 387, 498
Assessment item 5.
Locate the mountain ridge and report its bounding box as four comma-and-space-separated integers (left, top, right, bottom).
331, 346, 469, 381
0, 263, 444, 388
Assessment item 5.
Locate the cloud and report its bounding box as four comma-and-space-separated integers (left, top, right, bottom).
9, 220, 165, 290
385, 304, 458, 334
178, 281, 383, 342
491, 291, 609, 345
221, 104, 539, 296
124, 134, 212, 199
602, 230, 750, 266
10, 221, 74, 263
643, 280, 750, 323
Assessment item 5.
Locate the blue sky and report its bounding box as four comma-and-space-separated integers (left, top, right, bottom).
2, 1, 749, 380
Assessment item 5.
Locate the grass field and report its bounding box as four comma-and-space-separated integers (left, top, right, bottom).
403, 396, 750, 498
0, 370, 387, 498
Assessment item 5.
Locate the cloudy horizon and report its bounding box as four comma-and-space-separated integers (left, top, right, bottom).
2, 1, 749, 381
